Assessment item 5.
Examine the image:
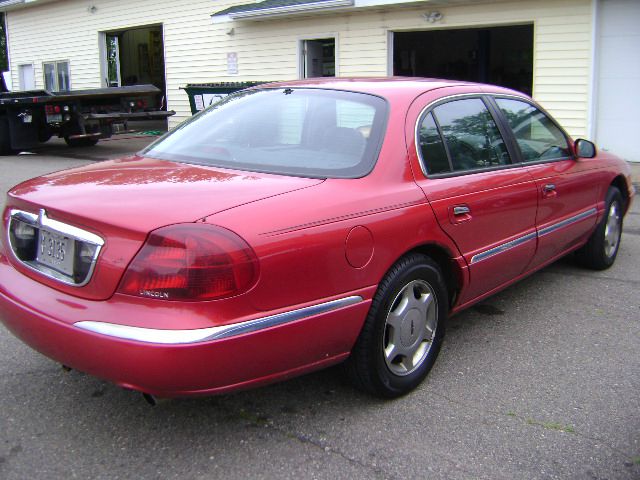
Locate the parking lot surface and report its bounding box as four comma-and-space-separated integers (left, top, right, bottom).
0, 136, 639, 480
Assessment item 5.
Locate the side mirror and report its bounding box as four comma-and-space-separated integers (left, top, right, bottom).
575, 138, 596, 159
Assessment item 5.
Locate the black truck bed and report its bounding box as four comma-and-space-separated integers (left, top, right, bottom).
0, 85, 161, 105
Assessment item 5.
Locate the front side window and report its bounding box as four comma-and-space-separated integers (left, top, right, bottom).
142, 88, 388, 179
43, 61, 70, 91
418, 98, 511, 174
496, 98, 570, 162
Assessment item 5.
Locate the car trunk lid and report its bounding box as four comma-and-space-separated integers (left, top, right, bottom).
4, 156, 323, 300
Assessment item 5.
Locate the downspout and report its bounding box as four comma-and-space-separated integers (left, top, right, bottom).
3, 9, 12, 90
587, 0, 599, 141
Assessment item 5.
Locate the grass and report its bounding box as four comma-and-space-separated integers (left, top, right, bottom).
506, 411, 575, 433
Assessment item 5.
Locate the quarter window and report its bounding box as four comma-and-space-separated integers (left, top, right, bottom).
418, 98, 511, 174
495, 98, 570, 162
418, 113, 450, 174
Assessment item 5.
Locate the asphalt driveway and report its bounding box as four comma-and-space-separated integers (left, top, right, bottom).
0, 136, 638, 479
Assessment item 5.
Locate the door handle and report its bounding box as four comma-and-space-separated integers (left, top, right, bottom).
542, 183, 557, 198
453, 206, 471, 215
449, 204, 472, 224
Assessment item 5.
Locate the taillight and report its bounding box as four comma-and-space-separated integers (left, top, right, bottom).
118, 224, 259, 301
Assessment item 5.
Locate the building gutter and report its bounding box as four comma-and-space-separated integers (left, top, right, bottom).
228, 0, 354, 20
0, 0, 57, 12
587, 0, 599, 140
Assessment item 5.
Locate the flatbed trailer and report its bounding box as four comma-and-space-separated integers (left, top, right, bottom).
0, 84, 174, 153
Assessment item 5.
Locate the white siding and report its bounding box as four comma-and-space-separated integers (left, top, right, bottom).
6, 0, 594, 136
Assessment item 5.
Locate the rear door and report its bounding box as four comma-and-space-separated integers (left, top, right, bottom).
409, 92, 538, 305
491, 97, 601, 269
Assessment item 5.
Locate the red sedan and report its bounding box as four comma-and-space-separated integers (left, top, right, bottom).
0, 79, 634, 399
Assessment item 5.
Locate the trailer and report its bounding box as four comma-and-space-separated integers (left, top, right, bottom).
0, 84, 174, 153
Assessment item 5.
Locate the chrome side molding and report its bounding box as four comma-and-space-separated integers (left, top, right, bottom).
471, 208, 598, 264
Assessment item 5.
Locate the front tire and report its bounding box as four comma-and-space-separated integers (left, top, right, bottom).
345, 254, 448, 398
577, 186, 624, 270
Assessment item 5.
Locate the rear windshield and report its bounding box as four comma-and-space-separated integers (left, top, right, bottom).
141, 88, 388, 179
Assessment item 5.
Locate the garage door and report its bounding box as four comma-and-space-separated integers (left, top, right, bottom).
595, 0, 640, 162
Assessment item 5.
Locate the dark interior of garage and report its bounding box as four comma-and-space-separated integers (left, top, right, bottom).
105, 25, 166, 107
393, 24, 533, 95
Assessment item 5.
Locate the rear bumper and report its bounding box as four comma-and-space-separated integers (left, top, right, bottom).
0, 254, 371, 397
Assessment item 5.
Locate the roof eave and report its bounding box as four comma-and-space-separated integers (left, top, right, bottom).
215, 0, 354, 21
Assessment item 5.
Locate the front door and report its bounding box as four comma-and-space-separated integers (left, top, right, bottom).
492, 97, 601, 269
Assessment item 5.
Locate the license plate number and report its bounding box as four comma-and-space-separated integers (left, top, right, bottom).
46, 113, 62, 123
37, 229, 75, 276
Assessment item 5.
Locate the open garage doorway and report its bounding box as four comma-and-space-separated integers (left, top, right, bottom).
393, 24, 533, 95
102, 24, 167, 108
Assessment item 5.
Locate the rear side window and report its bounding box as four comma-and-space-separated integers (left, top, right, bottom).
418, 98, 511, 174
495, 98, 570, 162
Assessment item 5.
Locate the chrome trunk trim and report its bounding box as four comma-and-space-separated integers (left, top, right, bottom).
7, 208, 104, 287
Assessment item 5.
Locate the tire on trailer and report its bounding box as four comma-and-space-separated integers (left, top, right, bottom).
576, 186, 624, 270
344, 253, 448, 398
64, 136, 99, 148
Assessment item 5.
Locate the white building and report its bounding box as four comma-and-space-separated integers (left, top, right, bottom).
2, 0, 638, 161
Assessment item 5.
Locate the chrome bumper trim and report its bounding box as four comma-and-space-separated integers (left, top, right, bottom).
74, 295, 363, 344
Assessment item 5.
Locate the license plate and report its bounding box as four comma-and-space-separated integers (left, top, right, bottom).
47, 113, 62, 123
36, 228, 75, 276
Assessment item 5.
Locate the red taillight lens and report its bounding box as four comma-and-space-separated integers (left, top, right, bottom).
118, 224, 259, 301
54, 105, 61, 113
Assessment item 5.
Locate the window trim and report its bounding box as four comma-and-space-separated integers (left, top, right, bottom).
42, 60, 71, 92
414, 92, 576, 179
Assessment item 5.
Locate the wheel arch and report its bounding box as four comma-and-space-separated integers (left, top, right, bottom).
402, 243, 462, 309
610, 175, 631, 213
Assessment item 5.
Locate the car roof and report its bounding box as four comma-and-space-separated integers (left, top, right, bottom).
255, 77, 527, 102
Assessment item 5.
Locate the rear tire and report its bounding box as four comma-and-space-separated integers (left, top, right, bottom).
345, 253, 448, 398
64, 136, 99, 148
576, 186, 624, 270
